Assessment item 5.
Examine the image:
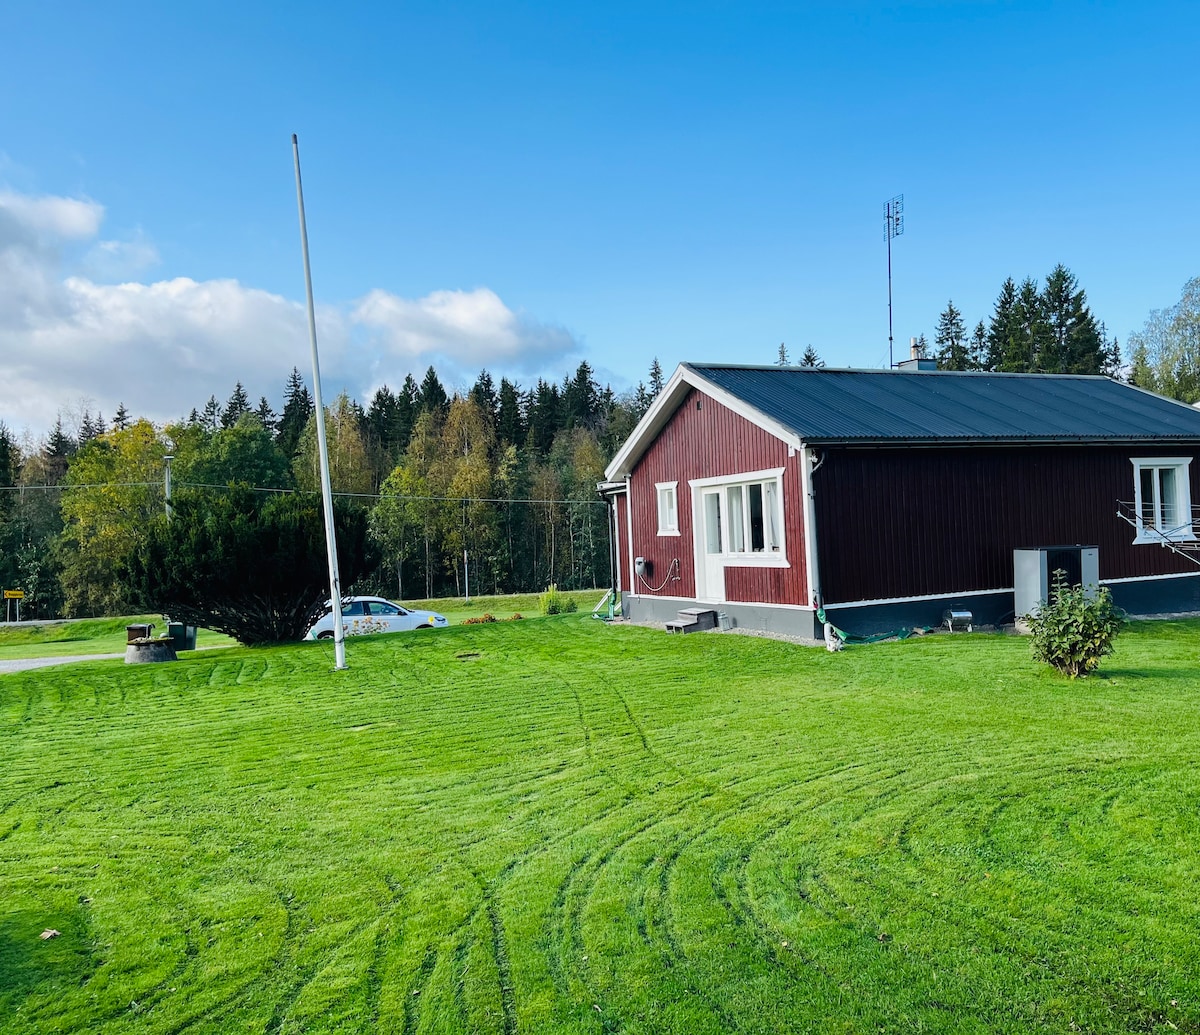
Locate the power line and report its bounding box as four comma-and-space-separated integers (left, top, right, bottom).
0, 479, 607, 507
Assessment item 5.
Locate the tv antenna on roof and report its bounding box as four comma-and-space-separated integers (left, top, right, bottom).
886, 194, 904, 368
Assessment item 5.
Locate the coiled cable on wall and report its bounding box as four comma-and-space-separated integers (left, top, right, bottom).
637, 557, 681, 593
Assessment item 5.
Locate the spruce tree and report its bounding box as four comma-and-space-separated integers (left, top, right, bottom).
222, 382, 251, 428
800, 345, 824, 367
418, 366, 449, 417
1040, 264, 1109, 375
987, 278, 1022, 372
201, 395, 221, 432
470, 370, 499, 433
648, 358, 664, 398
276, 368, 313, 460
112, 403, 131, 431
497, 378, 525, 446
255, 396, 277, 433
968, 321, 989, 371
564, 362, 600, 429
777, 343, 789, 366
934, 301, 969, 370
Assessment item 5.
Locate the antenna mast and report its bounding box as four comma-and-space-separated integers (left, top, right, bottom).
886, 194, 904, 368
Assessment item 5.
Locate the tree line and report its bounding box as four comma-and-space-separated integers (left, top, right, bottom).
919, 264, 1121, 375
0, 359, 668, 619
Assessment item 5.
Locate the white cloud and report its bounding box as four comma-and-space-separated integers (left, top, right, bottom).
0, 190, 103, 240
354, 286, 576, 367
0, 186, 580, 435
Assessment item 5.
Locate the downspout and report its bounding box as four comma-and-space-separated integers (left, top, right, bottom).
801, 444, 822, 614
626, 475, 636, 597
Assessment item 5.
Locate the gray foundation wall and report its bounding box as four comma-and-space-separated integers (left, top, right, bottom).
624, 571, 1200, 641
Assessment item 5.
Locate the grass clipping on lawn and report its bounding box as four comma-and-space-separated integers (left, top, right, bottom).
2, 617, 1199, 1033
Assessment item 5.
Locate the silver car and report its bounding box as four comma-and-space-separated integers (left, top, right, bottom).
305, 596, 449, 639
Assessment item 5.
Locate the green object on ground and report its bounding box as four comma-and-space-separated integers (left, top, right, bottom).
2, 619, 1199, 1032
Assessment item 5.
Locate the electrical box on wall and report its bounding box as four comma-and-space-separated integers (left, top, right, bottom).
1014, 546, 1099, 630
634, 556, 651, 578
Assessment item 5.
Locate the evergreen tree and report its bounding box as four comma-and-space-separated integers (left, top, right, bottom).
255, 396, 277, 434
648, 358, 665, 398
800, 345, 824, 368
563, 361, 600, 429
396, 374, 419, 451
987, 277, 1022, 372
112, 403, 131, 431
777, 342, 789, 366
187, 407, 201, 426
968, 321, 989, 371
934, 300, 969, 370
222, 381, 251, 428
418, 366, 449, 417
497, 377, 525, 446
45, 418, 76, 484
914, 333, 929, 358
1040, 264, 1111, 375
470, 370, 499, 434
78, 411, 100, 445
527, 379, 561, 455
201, 395, 221, 432
276, 367, 313, 460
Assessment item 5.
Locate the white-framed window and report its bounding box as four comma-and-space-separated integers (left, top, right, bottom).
1131, 457, 1195, 543
656, 481, 679, 535
689, 467, 787, 565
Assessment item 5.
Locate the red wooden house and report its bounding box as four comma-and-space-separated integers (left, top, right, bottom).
600, 362, 1200, 638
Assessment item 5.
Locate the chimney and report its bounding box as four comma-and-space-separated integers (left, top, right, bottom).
898, 336, 938, 371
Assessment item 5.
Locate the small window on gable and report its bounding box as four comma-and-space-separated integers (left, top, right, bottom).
1131, 458, 1195, 543
656, 482, 679, 535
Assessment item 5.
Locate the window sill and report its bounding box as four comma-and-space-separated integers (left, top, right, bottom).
722, 555, 791, 569
656, 529, 681, 537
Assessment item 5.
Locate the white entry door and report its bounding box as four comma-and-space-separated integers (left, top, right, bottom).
699, 489, 726, 601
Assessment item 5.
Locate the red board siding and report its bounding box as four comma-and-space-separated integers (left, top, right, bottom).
614, 492, 630, 592
815, 445, 1200, 604
629, 388, 808, 605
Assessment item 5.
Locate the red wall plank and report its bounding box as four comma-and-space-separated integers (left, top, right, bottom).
815, 444, 1200, 603
629, 388, 808, 605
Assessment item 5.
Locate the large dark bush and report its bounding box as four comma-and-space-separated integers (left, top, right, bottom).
129, 487, 376, 645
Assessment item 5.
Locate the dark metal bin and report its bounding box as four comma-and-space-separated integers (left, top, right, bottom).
167, 622, 198, 651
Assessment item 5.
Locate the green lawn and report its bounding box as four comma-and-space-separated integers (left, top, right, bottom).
400, 589, 607, 623
2, 618, 1199, 1033
0, 616, 237, 662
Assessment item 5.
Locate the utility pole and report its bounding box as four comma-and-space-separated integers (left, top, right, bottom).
886, 195, 905, 368
293, 133, 347, 670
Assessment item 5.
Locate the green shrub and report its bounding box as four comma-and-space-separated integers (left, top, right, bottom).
539, 585, 578, 615
1024, 570, 1126, 678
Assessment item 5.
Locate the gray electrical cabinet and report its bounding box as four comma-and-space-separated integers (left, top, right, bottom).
1014, 546, 1100, 629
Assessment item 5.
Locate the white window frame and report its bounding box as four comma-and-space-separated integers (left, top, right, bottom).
1130, 457, 1195, 544
655, 481, 680, 536
688, 467, 788, 567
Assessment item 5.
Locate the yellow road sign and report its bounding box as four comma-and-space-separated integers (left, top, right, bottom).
3, 590, 24, 599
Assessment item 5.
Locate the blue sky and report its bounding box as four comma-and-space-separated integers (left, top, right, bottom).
2, 0, 1197, 433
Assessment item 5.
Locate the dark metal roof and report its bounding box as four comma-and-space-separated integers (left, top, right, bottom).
688, 364, 1200, 444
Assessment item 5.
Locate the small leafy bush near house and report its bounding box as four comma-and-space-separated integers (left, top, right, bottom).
507, 613, 523, 621
462, 614, 497, 625
539, 585, 578, 615
1025, 570, 1126, 678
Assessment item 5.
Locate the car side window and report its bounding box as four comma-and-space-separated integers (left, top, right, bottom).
369, 602, 401, 616
343, 601, 365, 616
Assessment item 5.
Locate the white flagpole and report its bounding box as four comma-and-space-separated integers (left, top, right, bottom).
292, 133, 347, 670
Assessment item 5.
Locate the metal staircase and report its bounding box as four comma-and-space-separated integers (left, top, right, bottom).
1116, 501, 1200, 565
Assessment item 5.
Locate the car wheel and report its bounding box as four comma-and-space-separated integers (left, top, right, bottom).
416, 623, 431, 629
317, 631, 334, 640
